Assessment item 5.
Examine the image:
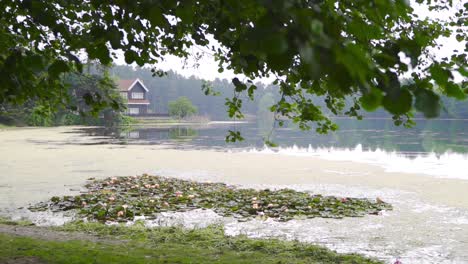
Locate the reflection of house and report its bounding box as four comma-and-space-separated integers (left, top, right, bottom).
118, 79, 150, 115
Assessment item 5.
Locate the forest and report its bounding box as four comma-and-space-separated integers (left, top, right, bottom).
110, 65, 468, 122
1, 64, 467, 127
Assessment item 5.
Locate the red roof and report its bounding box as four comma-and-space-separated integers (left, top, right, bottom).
117, 79, 137, 92
127, 99, 150, 105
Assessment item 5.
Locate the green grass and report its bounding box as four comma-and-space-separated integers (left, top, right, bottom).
0, 222, 382, 264
0, 217, 34, 226
0, 123, 12, 129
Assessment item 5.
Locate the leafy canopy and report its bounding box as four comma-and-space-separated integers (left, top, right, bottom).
0, 0, 467, 138
169, 96, 198, 119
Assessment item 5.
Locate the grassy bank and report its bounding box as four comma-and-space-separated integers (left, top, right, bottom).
0, 123, 12, 130
0, 221, 382, 264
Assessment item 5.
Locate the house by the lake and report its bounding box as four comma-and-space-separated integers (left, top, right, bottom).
118, 78, 150, 115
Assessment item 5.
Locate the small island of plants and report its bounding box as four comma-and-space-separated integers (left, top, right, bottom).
30, 174, 392, 222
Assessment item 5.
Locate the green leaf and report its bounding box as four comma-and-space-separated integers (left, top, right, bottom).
414, 89, 440, 118
124, 50, 138, 64
48, 60, 69, 78
226, 130, 244, 142
148, 6, 165, 26
445, 82, 466, 100
264, 140, 278, 147
382, 89, 412, 115
429, 64, 451, 86
175, 2, 194, 23
107, 26, 122, 49
360, 88, 383, 111
95, 43, 111, 65
264, 33, 288, 55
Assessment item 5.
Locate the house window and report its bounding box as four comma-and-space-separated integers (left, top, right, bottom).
120, 92, 127, 99
128, 108, 139, 115
128, 131, 140, 139
132, 92, 144, 99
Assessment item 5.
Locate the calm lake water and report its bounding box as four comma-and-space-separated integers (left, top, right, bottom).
2, 124, 468, 263
82, 118, 468, 155
79, 118, 468, 181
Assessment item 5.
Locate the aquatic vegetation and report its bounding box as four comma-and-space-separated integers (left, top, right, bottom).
29, 174, 392, 222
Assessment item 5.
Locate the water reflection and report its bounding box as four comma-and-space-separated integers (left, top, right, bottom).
78, 118, 468, 154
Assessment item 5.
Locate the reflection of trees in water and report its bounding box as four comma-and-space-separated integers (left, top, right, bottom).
169, 127, 198, 140
267, 119, 468, 154
117, 127, 198, 141
420, 120, 468, 154
256, 93, 275, 138
80, 119, 468, 154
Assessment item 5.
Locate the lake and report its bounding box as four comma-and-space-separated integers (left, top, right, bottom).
81, 118, 468, 180
1, 121, 468, 263
82, 118, 468, 154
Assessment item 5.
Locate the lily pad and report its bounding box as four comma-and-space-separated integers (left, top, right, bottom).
29, 175, 392, 222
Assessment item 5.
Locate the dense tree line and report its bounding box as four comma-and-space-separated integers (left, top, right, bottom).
0, 71, 126, 126
109, 65, 271, 120
3, 62, 466, 127
109, 65, 468, 122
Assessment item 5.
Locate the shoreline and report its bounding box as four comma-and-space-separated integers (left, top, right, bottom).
1, 126, 468, 262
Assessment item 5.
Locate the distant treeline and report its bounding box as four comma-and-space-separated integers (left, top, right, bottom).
109, 65, 270, 120
2, 64, 466, 127
109, 65, 468, 121
0, 71, 127, 127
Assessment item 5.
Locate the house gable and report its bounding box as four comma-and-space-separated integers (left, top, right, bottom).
128, 81, 147, 93
117, 78, 149, 92
128, 79, 149, 92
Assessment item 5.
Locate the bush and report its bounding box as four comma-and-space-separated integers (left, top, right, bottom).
168, 96, 198, 119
